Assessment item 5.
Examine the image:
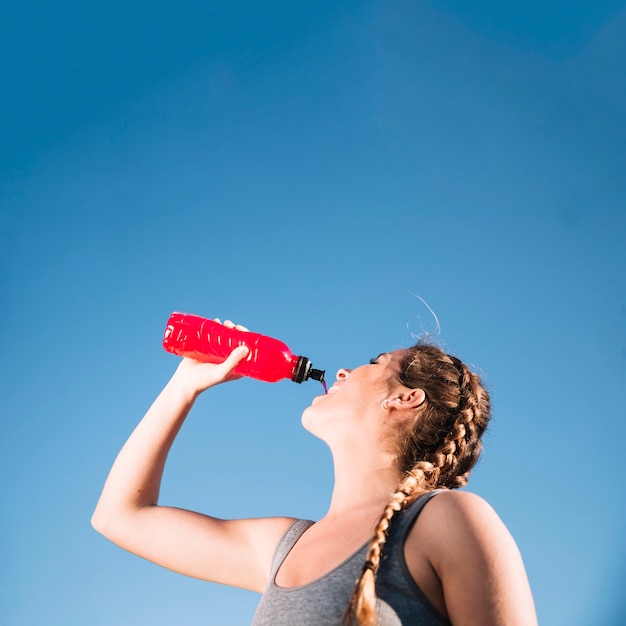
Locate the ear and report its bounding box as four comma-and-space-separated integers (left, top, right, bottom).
389, 388, 425, 411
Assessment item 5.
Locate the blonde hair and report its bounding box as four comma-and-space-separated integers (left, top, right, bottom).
343, 342, 491, 625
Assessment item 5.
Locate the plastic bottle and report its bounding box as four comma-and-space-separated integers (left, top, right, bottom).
162, 312, 326, 385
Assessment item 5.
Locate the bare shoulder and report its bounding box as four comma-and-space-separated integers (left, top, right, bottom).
412, 490, 510, 549
422, 489, 499, 518
407, 490, 538, 626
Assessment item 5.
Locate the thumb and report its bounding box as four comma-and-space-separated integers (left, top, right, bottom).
221, 344, 250, 373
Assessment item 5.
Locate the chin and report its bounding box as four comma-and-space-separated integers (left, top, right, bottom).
300, 404, 315, 432
300, 404, 327, 439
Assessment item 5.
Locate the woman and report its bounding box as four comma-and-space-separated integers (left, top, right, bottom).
92, 320, 537, 625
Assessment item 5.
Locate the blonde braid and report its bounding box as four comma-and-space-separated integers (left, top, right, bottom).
441, 355, 488, 488
342, 478, 422, 626
343, 343, 491, 626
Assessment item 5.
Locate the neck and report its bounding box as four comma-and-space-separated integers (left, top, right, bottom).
324, 443, 403, 519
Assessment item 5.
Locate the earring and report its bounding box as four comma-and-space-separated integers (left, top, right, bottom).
381, 399, 390, 410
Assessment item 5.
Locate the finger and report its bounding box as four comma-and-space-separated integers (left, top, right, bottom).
233, 344, 250, 361
235, 324, 249, 332
223, 319, 235, 328
213, 318, 222, 324
220, 345, 249, 372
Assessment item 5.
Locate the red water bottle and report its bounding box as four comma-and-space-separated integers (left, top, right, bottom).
162, 312, 326, 385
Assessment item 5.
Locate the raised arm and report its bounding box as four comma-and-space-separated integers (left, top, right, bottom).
91, 344, 294, 592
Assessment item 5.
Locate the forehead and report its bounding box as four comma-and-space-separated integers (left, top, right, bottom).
379, 349, 409, 370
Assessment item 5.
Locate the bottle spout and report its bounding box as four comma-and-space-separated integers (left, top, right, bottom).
308, 368, 325, 383
292, 356, 325, 384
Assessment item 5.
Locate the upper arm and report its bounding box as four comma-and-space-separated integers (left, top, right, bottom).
410, 491, 537, 626
92, 506, 295, 592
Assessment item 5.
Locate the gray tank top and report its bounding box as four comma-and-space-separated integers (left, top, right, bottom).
252, 491, 450, 626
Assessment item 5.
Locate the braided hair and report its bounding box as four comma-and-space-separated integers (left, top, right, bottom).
343, 342, 491, 626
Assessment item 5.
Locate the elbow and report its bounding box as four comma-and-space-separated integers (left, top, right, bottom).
91, 500, 121, 538
91, 501, 147, 544
91, 505, 109, 536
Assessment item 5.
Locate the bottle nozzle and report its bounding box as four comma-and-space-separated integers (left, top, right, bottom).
292, 356, 325, 384
308, 368, 325, 383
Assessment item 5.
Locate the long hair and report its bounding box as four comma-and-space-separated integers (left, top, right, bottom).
343, 342, 491, 625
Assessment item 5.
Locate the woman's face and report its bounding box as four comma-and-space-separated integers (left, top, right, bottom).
301, 349, 410, 444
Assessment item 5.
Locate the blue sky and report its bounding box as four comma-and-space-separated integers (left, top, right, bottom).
1, 1, 625, 625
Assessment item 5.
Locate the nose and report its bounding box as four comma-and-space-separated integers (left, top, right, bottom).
336, 368, 350, 381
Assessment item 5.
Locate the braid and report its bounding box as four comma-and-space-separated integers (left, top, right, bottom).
343, 342, 491, 626
343, 478, 420, 626
342, 489, 407, 626
443, 355, 489, 487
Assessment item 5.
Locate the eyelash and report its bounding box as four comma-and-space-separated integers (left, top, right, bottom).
369, 358, 379, 365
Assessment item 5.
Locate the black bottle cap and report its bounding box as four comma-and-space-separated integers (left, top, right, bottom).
308, 368, 325, 383
292, 356, 326, 384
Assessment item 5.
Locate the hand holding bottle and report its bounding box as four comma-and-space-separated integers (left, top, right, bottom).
172, 319, 251, 396
163, 312, 325, 386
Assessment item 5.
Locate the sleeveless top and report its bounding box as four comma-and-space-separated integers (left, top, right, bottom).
251, 491, 450, 626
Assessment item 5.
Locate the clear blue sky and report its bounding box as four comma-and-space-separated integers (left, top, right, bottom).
1, 2, 625, 625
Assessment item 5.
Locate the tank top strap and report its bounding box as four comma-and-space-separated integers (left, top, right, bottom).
392, 489, 446, 541
268, 519, 315, 580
